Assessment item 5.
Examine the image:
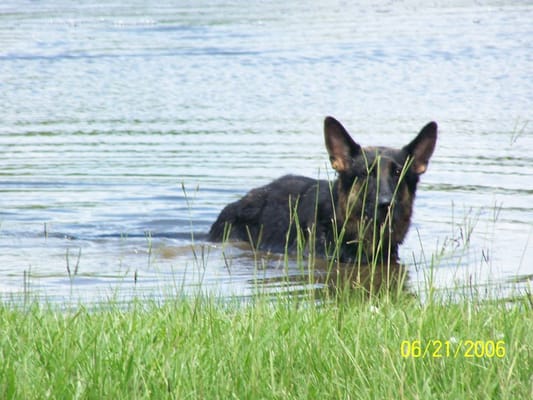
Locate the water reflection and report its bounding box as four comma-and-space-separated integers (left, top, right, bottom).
220, 243, 410, 300
256, 260, 408, 300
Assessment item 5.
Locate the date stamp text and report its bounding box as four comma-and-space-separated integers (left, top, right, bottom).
400, 339, 506, 358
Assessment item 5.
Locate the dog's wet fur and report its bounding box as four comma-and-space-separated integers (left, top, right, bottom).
209, 117, 437, 265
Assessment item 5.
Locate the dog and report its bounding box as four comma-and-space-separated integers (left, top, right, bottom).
209, 116, 437, 265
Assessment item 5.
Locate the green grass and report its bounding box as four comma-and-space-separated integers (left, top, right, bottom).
2, 170, 531, 398
1, 290, 532, 399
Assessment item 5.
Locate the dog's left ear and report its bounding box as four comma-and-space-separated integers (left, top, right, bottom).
403, 121, 438, 175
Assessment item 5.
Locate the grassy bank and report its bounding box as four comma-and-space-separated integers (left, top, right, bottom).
1, 290, 531, 399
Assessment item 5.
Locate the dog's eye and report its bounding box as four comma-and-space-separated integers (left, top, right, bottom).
393, 167, 402, 177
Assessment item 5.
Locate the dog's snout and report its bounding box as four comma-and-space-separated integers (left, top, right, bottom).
377, 181, 394, 209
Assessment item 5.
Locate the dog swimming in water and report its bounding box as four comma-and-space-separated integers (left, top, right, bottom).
209, 117, 437, 265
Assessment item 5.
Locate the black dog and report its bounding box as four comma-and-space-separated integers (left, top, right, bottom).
209, 117, 437, 265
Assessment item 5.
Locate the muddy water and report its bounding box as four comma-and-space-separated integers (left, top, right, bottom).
1, 1, 532, 303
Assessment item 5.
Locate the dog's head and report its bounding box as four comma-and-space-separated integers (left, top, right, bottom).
324, 116, 437, 262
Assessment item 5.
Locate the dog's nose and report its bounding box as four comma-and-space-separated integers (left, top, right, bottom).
378, 196, 392, 208
378, 193, 392, 208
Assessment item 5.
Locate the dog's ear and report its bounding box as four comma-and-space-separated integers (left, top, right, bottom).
403, 121, 438, 175
324, 116, 361, 172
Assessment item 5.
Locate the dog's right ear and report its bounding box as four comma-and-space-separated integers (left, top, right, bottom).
324, 116, 361, 172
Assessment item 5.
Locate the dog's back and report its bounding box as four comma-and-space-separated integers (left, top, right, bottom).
209, 174, 333, 253
209, 117, 437, 264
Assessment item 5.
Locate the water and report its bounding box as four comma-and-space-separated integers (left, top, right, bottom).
1, 0, 532, 303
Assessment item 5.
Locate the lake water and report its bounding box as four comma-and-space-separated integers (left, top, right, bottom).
1, 0, 532, 304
